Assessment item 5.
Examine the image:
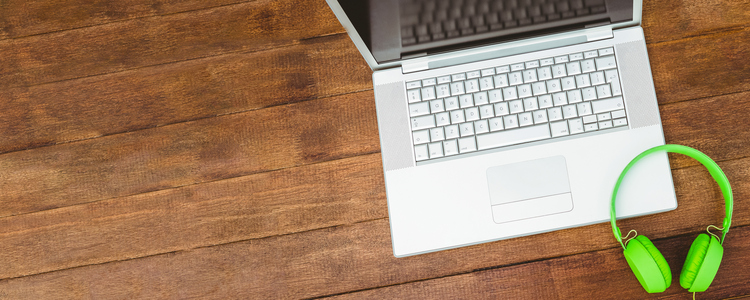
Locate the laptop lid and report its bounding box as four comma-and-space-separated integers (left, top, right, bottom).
326, 0, 642, 71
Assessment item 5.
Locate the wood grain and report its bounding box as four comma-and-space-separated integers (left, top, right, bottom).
0, 91, 379, 218
0, 0, 343, 89
0, 33, 371, 154
642, 0, 750, 44
0, 105, 747, 283
327, 226, 750, 300
0, 0, 246, 40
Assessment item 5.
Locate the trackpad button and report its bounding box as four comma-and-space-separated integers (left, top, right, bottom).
491, 193, 573, 223
486, 156, 573, 223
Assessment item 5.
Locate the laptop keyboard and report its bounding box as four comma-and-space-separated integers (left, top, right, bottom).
406, 47, 627, 162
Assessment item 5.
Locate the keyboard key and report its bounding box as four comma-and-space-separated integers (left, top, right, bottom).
428, 142, 444, 158
569, 118, 584, 134
590, 71, 605, 85
524, 97, 539, 111
538, 66, 552, 80
582, 87, 597, 101
435, 112, 451, 126
415, 144, 429, 161
430, 99, 445, 113
481, 68, 496, 77
584, 123, 598, 132
477, 124, 551, 150
407, 89, 421, 102
494, 102, 510, 116
509, 72, 523, 85
519, 112, 534, 126
474, 92, 489, 105
413, 129, 430, 144
488, 89, 504, 103
489, 117, 504, 131
550, 120, 569, 137
452, 73, 467, 81
445, 125, 460, 139
496, 65, 510, 73
613, 118, 628, 127
577, 102, 592, 116
554, 55, 569, 64
599, 120, 613, 129
504, 114, 519, 129
451, 110, 466, 124
465, 107, 480, 121
563, 104, 578, 119
561, 76, 576, 91
450, 82, 466, 95
458, 137, 477, 153
538, 95, 553, 108
503, 86, 519, 100
475, 120, 490, 134
583, 115, 597, 124
465, 79, 480, 93
567, 89, 583, 103
494, 74, 509, 87
460, 122, 475, 136
525, 60, 540, 69
409, 101, 430, 116
430, 127, 445, 141
445, 96, 459, 110
437, 75, 452, 84
575, 74, 591, 87
421, 86, 436, 100
480, 77, 495, 91
480, 105, 495, 119
443, 139, 459, 156
411, 115, 436, 130
460, 94, 474, 108
407, 81, 421, 89
518, 84, 533, 98
584, 50, 598, 59
532, 82, 547, 96
540, 58, 554, 66
509, 100, 524, 114
422, 78, 436, 86
596, 84, 612, 98
552, 64, 567, 78
548, 107, 563, 121
511, 63, 525, 71
596, 55, 617, 70
466, 71, 481, 79
597, 112, 611, 121
533, 109, 548, 124
553, 92, 568, 106
566, 61, 582, 75
523, 69, 538, 83
592, 96, 624, 113
606, 70, 622, 96
611, 109, 626, 119
581, 59, 596, 73
599, 47, 614, 56
436, 84, 451, 98
569, 53, 584, 61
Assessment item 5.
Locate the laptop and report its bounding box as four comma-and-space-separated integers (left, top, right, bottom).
325, 0, 677, 257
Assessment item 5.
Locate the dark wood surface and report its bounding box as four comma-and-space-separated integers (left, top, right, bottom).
0, 0, 748, 299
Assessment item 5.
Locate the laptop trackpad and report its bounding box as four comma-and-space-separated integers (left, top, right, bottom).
486, 156, 573, 224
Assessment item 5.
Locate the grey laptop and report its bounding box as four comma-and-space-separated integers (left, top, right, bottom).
325, 0, 677, 257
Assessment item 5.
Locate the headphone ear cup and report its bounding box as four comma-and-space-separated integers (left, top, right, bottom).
623, 235, 672, 293
680, 233, 724, 292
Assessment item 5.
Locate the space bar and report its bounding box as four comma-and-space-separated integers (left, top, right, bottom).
476, 124, 551, 150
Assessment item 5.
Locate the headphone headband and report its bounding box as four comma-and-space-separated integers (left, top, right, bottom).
610, 145, 733, 249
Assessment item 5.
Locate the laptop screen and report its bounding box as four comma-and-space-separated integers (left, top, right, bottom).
336, 0, 634, 64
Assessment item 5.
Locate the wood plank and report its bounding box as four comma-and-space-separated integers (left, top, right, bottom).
0, 0, 245, 40
326, 226, 750, 300
0, 0, 343, 89
1, 27, 747, 157
0, 90, 379, 218
0, 154, 747, 299
642, 0, 750, 44
0, 33, 372, 154
0, 154, 387, 279
0, 95, 747, 283
650, 27, 750, 105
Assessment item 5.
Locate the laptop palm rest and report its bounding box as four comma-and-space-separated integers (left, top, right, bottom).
487, 156, 574, 224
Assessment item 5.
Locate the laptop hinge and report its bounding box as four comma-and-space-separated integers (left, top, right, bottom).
586, 27, 613, 42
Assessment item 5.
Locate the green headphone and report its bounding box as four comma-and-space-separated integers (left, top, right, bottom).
610, 144, 733, 293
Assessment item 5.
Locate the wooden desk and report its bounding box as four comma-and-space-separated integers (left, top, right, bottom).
0, 0, 748, 298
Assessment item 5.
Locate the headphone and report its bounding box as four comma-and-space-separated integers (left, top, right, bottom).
610, 144, 733, 294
